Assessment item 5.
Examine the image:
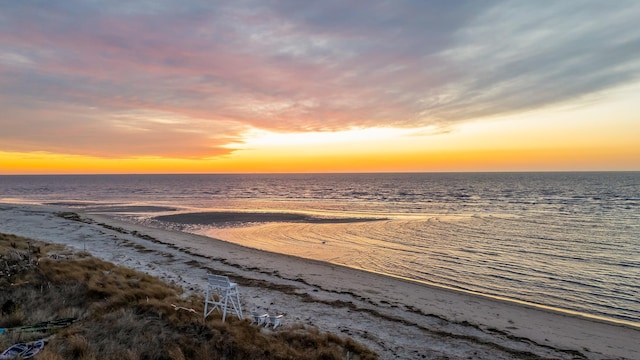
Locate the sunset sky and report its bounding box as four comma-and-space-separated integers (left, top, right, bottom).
1, 1, 639, 174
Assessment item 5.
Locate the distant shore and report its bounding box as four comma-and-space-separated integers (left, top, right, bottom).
1, 203, 638, 360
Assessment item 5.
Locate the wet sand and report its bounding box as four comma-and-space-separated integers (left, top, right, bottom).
1, 203, 638, 359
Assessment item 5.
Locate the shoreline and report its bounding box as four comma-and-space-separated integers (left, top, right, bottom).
141, 209, 640, 330
2, 203, 639, 359
147, 209, 639, 329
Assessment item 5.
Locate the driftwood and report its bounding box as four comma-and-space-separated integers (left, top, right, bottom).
0, 318, 76, 334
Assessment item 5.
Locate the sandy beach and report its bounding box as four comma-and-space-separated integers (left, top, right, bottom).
1, 203, 638, 360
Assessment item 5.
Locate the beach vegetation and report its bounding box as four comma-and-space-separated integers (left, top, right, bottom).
0, 233, 377, 359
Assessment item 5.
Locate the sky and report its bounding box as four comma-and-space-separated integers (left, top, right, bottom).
1, 0, 639, 174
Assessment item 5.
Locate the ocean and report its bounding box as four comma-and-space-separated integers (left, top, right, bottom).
1, 172, 638, 326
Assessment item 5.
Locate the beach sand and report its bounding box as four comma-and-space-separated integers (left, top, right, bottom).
1, 203, 638, 360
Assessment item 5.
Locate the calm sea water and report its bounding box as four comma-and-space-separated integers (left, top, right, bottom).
1, 172, 638, 325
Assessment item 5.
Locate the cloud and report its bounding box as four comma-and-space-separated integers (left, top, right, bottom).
1, 0, 639, 157
430, 1, 640, 121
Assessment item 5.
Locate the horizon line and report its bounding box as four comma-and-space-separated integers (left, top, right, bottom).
1, 170, 639, 176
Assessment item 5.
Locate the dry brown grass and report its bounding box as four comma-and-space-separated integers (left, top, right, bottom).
0, 233, 378, 359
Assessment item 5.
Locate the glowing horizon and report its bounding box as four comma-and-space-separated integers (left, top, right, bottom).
1, 1, 639, 174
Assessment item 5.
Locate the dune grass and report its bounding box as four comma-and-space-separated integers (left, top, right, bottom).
0, 233, 377, 360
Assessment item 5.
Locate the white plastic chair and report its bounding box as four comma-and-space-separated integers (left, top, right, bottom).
251, 311, 269, 326
203, 274, 243, 322
266, 312, 284, 329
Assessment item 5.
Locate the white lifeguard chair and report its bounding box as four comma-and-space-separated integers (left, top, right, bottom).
203, 274, 243, 322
